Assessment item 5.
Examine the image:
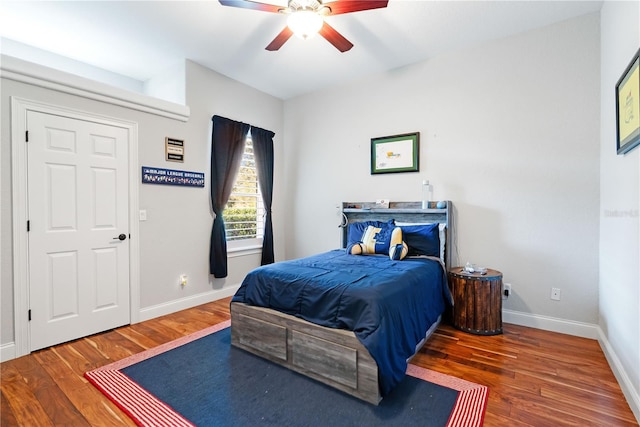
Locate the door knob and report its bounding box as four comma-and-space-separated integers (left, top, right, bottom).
113, 233, 127, 241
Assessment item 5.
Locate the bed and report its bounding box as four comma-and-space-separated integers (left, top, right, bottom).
230, 201, 454, 405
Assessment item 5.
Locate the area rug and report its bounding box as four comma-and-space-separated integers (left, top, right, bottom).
86, 320, 488, 427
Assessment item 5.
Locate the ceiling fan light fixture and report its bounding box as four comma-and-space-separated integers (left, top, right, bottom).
287, 10, 323, 40
219, 0, 388, 52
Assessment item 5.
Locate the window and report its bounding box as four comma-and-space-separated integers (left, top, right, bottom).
224, 133, 264, 247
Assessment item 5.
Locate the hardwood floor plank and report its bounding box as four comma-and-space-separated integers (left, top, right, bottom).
510, 393, 639, 427
138, 317, 185, 342
32, 349, 136, 426
32, 347, 86, 381
1, 390, 19, 426
1, 297, 636, 426
415, 323, 637, 426
127, 321, 176, 346
9, 354, 90, 426
540, 383, 639, 424
46, 344, 97, 379
83, 329, 145, 362
0, 362, 55, 426
61, 381, 137, 427
158, 316, 210, 335
71, 338, 118, 368
114, 325, 165, 350
483, 411, 533, 427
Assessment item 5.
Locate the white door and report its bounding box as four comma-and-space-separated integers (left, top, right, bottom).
27, 111, 130, 351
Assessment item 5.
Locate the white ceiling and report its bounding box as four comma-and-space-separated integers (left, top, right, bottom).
0, 0, 603, 100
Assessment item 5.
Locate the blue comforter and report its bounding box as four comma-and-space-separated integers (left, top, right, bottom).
232, 250, 452, 396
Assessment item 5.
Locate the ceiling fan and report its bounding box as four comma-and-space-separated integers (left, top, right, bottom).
218, 0, 389, 52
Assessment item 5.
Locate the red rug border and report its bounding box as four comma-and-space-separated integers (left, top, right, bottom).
86, 369, 194, 427
85, 320, 488, 427
406, 364, 489, 427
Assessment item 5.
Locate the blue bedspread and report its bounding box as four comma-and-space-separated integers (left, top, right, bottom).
232, 250, 452, 396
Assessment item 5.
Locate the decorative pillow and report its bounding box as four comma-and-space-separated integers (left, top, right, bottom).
348, 224, 408, 260
361, 224, 393, 255
346, 220, 395, 249
399, 223, 440, 258
397, 222, 446, 261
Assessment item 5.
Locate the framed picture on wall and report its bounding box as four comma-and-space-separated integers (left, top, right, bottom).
616, 48, 640, 155
371, 132, 420, 174
166, 137, 185, 162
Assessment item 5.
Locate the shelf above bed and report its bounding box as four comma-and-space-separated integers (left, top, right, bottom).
342, 201, 449, 212
343, 208, 446, 214
341, 201, 450, 221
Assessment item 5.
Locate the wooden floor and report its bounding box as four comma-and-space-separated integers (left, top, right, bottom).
1, 297, 637, 426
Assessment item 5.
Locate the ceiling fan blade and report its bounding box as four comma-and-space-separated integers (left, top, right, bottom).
266, 26, 294, 51
324, 0, 388, 16
319, 22, 353, 52
218, 0, 284, 13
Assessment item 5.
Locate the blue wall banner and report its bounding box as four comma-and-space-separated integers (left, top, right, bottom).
141, 166, 205, 187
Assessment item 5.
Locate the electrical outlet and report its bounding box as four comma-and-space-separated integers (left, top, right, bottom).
180, 274, 188, 287
502, 283, 512, 300
551, 287, 561, 301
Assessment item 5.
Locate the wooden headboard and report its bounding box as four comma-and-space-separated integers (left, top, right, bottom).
340, 201, 454, 269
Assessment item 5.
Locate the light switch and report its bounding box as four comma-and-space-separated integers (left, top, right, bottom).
139, 209, 147, 221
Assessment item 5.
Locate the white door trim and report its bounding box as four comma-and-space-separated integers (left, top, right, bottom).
10, 96, 140, 357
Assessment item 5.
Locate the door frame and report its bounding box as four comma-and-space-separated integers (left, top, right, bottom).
11, 97, 140, 357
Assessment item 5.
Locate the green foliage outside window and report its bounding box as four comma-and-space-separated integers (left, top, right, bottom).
225, 137, 262, 241
225, 205, 258, 240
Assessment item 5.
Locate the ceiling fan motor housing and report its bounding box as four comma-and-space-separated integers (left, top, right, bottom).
287, 0, 324, 13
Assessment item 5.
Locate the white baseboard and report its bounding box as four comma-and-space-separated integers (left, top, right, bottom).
597, 326, 640, 424
504, 309, 639, 424
502, 309, 599, 339
138, 285, 241, 322
1, 342, 16, 363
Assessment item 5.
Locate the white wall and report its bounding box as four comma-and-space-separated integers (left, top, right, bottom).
137, 60, 285, 313
0, 58, 284, 351
1, 37, 145, 93
284, 14, 601, 326
599, 0, 640, 420
143, 60, 186, 105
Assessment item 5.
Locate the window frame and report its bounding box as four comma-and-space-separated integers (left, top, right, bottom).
225, 133, 264, 252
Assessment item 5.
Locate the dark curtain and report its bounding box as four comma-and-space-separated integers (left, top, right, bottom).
251, 126, 275, 265
209, 115, 250, 278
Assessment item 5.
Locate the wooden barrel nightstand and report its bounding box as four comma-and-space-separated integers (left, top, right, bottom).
448, 267, 503, 335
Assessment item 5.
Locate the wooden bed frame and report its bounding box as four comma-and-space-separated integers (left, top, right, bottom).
230, 201, 453, 405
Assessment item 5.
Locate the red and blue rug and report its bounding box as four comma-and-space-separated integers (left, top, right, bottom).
86, 320, 488, 426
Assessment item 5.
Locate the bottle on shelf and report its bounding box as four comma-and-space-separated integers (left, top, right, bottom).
422, 180, 433, 209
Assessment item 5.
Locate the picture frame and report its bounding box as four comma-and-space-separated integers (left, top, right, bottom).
371, 132, 420, 174
166, 137, 185, 162
615, 48, 640, 155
